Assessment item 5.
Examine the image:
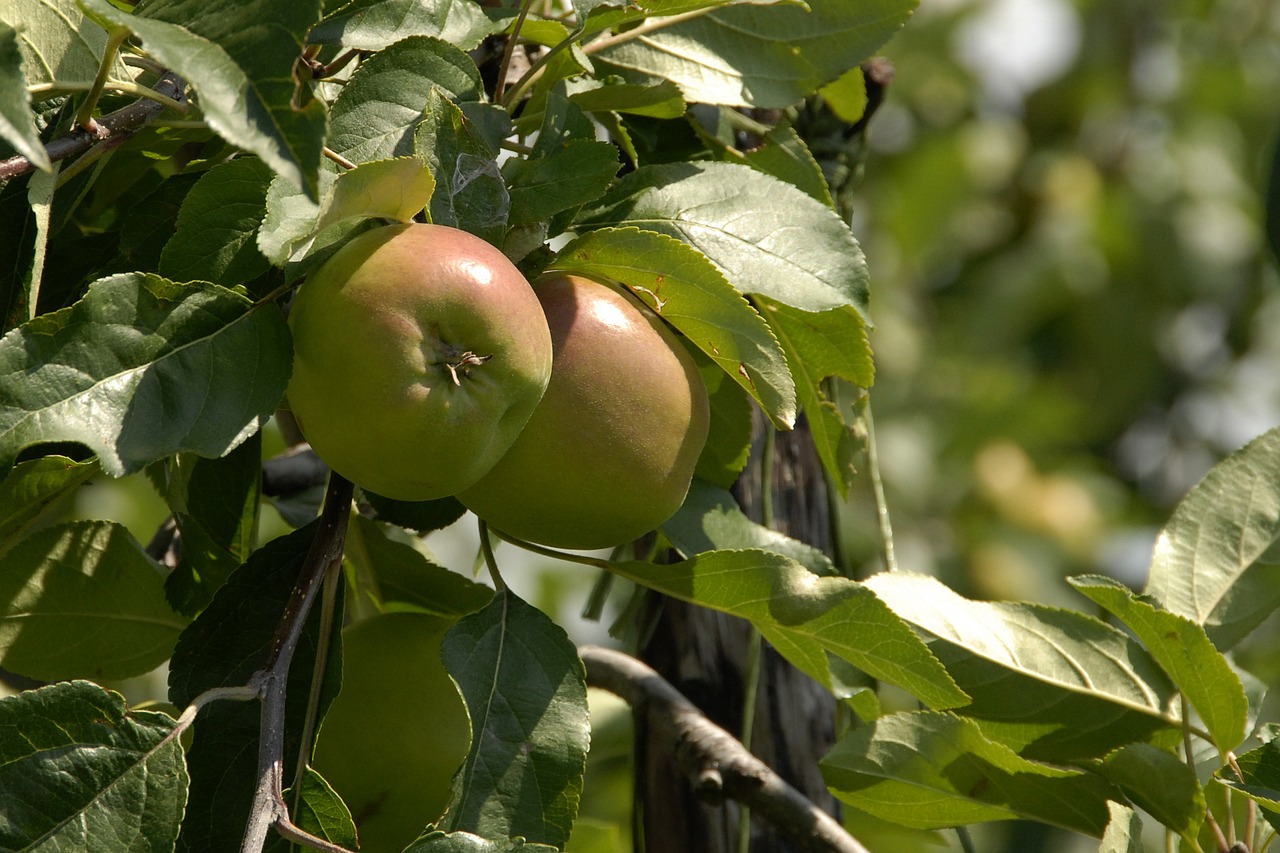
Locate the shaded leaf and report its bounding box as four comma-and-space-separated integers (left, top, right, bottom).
82, 0, 327, 199
160, 433, 263, 616
567, 78, 687, 119
345, 513, 492, 617
820, 711, 1118, 837
408, 830, 558, 852
159, 156, 274, 286
364, 490, 468, 533
758, 296, 872, 495
0, 680, 187, 852
503, 139, 619, 226
548, 226, 796, 427
415, 89, 508, 243
592, 0, 916, 107
742, 121, 834, 207
310, 0, 496, 52
607, 549, 967, 708
0, 273, 291, 478
0, 520, 185, 681
662, 478, 837, 578
1220, 739, 1280, 823
1070, 574, 1247, 754
575, 161, 869, 316
1145, 425, 1280, 649
691, 353, 752, 487
864, 573, 1181, 761
0, 23, 49, 172
0, 454, 98, 553
266, 767, 360, 852
169, 521, 343, 852
1092, 743, 1204, 843
439, 589, 589, 849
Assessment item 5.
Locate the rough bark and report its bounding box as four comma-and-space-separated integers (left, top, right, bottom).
635, 415, 841, 852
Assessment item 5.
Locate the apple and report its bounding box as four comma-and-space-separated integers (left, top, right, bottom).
311, 612, 471, 853
458, 274, 710, 550
286, 223, 553, 501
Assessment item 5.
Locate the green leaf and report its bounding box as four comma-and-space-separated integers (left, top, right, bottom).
81, 0, 327, 199
268, 768, 360, 852
607, 549, 967, 709
1092, 743, 1204, 843
439, 589, 589, 849
567, 78, 687, 119
592, 0, 916, 107
741, 121, 834, 207
503, 139, 619, 226
364, 490, 468, 532
309, 0, 496, 52
0, 273, 291, 478
864, 573, 1181, 761
548, 226, 797, 427
1220, 739, 1280, 821
0, 0, 133, 88
415, 89, 508, 243
1070, 574, 1247, 754
1099, 803, 1144, 853
345, 513, 493, 617
662, 478, 838, 577
407, 831, 559, 852
1144, 425, 1280, 649
169, 521, 343, 852
159, 156, 274, 286
576, 161, 869, 317
0, 680, 187, 852
259, 156, 434, 266
160, 433, 263, 616
691, 353, 752, 487
759, 297, 872, 495
330, 34, 482, 164
820, 711, 1118, 837
0, 521, 185, 681
0, 23, 49, 172
818, 64, 867, 124
0, 454, 98, 553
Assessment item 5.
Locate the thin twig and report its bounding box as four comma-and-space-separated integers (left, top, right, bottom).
864, 402, 898, 573
0, 71, 188, 182
581, 646, 872, 853
240, 472, 355, 853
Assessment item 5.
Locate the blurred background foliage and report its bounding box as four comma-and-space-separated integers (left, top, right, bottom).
51, 0, 1280, 851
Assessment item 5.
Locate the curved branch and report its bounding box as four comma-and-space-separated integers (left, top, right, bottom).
579, 645, 871, 853
0, 71, 188, 182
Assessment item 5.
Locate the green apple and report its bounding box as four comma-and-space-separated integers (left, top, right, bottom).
286, 223, 553, 501
458, 274, 710, 550
311, 612, 470, 853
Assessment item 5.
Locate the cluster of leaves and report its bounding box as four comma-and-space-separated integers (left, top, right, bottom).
2, 1, 1280, 853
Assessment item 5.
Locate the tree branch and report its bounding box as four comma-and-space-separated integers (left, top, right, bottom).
0, 71, 188, 182
579, 645, 871, 853
240, 471, 356, 853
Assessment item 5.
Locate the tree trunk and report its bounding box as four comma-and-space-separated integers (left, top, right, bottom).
635, 415, 842, 851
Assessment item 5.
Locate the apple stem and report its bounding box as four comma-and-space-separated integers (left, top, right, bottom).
445, 351, 492, 386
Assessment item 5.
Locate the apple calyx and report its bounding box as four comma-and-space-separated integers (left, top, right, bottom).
443, 350, 493, 386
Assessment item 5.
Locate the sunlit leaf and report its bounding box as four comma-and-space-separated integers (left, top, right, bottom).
820, 711, 1118, 836
592, 0, 917, 107
0, 454, 98, 553
576, 161, 869, 317
0, 23, 49, 172
407, 831, 558, 852
865, 573, 1181, 761
1099, 802, 1144, 853
1071, 574, 1247, 754
0, 0, 132, 87
1145, 425, 1280, 649
0, 273, 290, 478
608, 549, 967, 709
309, 0, 496, 52
548, 226, 797, 427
